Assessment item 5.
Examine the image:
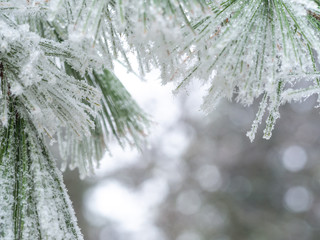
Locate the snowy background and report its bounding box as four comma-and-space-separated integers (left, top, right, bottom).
63, 63, 320, 240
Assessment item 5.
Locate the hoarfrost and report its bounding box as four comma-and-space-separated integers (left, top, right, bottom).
1, 0, 320, 238
0, 113, 83, 239
0, 0, 319, 182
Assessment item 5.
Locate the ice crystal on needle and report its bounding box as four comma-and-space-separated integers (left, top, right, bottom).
1, 0, 320, 239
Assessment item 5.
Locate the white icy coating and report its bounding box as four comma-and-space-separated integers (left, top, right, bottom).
1, 0, 320, 238
0, 2, 100, 238
0, 19, 101, 138
0, 5, 104, 177
0, 0, 319, 146
0, 114, 83, 239
60, 0, 320, 140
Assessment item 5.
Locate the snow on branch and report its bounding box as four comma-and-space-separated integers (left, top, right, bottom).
1, 0, 320, 174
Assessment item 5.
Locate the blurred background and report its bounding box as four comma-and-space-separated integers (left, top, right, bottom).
62, 63, 320, 240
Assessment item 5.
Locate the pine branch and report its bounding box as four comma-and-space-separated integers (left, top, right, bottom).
53, 0, 320, 140
0, 74, 82, 239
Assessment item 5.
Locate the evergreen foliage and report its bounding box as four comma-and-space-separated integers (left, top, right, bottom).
0, 0, 320, 239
